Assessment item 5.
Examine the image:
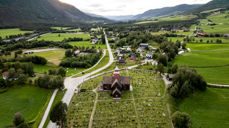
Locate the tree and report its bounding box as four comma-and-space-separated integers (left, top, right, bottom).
172, 111, 192, 128
13, 112, 25, 126
58, 67, 66, 77
171, 64, 178, 74
50, 101, 68, 127
157, 54, 168, 66
168, 66, 207, 98
157, 63, 164, 75
65, 49, 72, 57
182, 42, 186, 49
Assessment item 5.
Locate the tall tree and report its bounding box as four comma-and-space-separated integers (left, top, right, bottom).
50, 101, 68, 127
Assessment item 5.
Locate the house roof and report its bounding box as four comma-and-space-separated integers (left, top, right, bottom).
2, 72, 9, 76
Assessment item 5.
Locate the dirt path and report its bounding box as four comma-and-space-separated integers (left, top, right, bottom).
88, 88, 99, 128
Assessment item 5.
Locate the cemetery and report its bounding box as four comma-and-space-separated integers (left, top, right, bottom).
66, 69, 171, 128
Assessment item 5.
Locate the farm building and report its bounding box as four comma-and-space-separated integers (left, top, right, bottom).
101, 67, 130, 98
139, 43, 149, 48
130, 53, 136, 61
224, 34, 229, 38
91, 38, 99, 44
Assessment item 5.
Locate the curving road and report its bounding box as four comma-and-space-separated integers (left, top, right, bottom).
44, 30, 114, 128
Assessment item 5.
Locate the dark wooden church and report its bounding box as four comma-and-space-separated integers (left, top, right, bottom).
101, 67, 130, 98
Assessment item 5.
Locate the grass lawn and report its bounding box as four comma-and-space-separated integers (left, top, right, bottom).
174, 50, 229, 84
0, 86, 52, 128
28, 50, 65, 65
37, 33, 91, 42
0, 28, 33, 39
178, 87, 229, 128
168, 37, 229, 44
187, 43, 229, 50
68, 41, 106, 49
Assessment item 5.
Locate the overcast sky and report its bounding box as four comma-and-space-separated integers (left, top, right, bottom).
59, 0, 211, 16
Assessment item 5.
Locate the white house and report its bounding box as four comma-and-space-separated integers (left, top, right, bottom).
146, 52, 153, 59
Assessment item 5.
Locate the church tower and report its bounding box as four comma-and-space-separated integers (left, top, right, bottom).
113, 66, 120, 80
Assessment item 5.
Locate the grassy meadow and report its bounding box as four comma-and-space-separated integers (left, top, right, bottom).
51, 27, 71, 30
136, 15, 197, 24
0, 86, 52, 128
0, 28, 33, 39
199, 11, 229, 34
68, 41, 106, 49
174, 50, 229, 84
28, 49, 65, 65
37, 33, 91, 42
178, 87, 229, 128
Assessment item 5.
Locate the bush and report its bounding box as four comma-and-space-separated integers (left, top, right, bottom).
35, 75, 64, 89
172, 111, 192, 128
13, 112, 25, 126
168, 66, 207, 98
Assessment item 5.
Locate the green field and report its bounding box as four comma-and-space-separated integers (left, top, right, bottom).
51, 27, 71, 30
199, 12, 229, 34
28, 50, 65, 65
67, 70, 171, 128
178, 87, 229, 128
168, 37, 229, 44
0, 86, 52, 128
174, 50, 229, 84
37, 33, 91, 42
187, 43, 229, 50
68, 41, 106, 49
68, 28, 81, 32
136, 15, 197, 24
0, 28, 33, 39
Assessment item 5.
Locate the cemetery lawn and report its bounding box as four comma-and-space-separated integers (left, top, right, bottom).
37, 33, 91, 42
178, 87, 229, 128
174, 50, 229, 84
67, 70, 172, 128
0, 86, 52, 128
0, 28, 33, 39
68, 41, 107, 49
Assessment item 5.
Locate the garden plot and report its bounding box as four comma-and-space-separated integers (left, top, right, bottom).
67, 70, 171, 128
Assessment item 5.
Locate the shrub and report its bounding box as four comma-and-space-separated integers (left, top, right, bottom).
172, 111, 192, 128
13, 112, 24, 126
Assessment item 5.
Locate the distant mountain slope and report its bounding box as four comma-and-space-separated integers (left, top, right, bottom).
0, 0, 109, 25
187, 0, 229, 14
105, 15, 134, 21
133, 4, 202, 20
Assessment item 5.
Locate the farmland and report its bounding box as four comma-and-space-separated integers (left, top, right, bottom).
68, 41, 107, 49
0, 28, 33, 39
0, 86, 52, 128
178, 87, 229, 128
51, 27, 71, 30
67, 70, 171, 128
136, 15, 197, 24
37, 33, 91, 42
174, 50, 229, 84
28, 49, 65, 65
199, 11, 229, 34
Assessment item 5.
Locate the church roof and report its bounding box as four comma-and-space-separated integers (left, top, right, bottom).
111, 79, 122, 88
102, 76, 130, 85
112, 88, 122, 95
